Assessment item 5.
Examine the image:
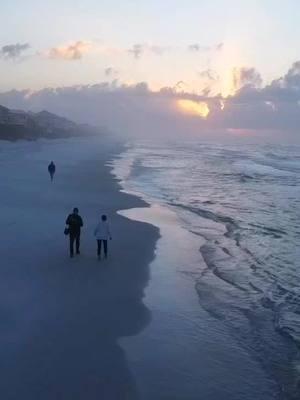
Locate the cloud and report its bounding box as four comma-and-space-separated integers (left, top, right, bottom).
283, 61, 300, 89
104, 67, 119, 77
45, 41, 92, 60
128, 43, 169, 59
0, 43, 30, 60
174, 81, 188, 91
208, 62, 300, 136
270, 61, 300, 91
149, 45, 168, 56
197, 69, 220, 96
199, 69, 219, 82
232, 67, 263, 91
0, 82, 212, 139
128, 44, 144, 59
189, 44, 209, 52
188, 42, 223, 52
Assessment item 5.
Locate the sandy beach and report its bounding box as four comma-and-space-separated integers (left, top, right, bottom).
0, 137, 158, 399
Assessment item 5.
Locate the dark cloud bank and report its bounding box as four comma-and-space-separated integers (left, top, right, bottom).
1, 62, 300, 142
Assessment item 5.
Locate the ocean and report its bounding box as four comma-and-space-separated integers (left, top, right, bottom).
114, 139, 300, 399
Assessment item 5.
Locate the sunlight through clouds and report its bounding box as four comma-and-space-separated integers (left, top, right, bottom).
177, 99, 210, 118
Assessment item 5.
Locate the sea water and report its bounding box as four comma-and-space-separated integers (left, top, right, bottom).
113, 139, 300, 399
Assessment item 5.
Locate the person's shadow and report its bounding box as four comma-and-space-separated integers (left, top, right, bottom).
0, 213, 157, 400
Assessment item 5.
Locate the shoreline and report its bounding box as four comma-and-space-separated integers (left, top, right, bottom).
113, 147, 297, 400
0, 136, 160, 399
117, 204, 284, 400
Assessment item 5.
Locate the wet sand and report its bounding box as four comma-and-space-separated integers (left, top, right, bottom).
119, 205, 282, 400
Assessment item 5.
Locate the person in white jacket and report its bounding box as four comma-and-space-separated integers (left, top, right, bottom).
94, 214, 112, 259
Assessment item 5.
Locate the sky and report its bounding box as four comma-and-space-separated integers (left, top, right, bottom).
1, 0, 300, 141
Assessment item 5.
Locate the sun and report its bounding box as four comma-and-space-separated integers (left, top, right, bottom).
177, 99, 210, 118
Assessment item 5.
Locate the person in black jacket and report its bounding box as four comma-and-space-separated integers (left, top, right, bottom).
66, 207, 83, 257
48, 161, 56, 181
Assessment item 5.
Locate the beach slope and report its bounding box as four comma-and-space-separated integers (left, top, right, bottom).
0, 137, 158, 399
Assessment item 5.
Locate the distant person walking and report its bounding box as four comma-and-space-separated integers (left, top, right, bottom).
66, 207, 83, 258
48, 161, 56, 181
94, 215, 112, 260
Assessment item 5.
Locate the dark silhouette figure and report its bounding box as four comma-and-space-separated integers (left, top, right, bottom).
66, 208, 83, 258
48, 161, 56, 181
94, 214, 112, 260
